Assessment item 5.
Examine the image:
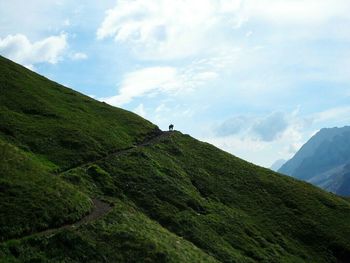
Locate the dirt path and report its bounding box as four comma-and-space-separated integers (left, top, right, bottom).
2, 131, 174, 243
38, 132, 172, 238
37, 199, 113, 236
59, 131, 172, 175
1, 199, 113, 243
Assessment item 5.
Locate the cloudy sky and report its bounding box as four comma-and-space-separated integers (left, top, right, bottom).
1, 0, 350, 167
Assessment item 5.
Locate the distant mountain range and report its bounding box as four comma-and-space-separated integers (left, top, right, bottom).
279, 126, 350, 196
270, 159, 286, 171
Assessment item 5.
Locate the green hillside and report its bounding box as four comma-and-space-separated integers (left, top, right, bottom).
1, 56, 350, 262
0, 56, 158, 170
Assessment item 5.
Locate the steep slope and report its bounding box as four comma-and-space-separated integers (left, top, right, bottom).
0, 56, 158, 170
0, 56, 217, 262
308, 163, 350, 196
279, 127, 350, 195
0, 138, 92, 241
1, 56, 350, 262
279, 127, 350, 177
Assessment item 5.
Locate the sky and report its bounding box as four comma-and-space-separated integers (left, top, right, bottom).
1, 0, 350, 167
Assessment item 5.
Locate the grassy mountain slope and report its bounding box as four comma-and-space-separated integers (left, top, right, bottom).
1, 56, 350, 262
73, 132, 349, 262
0, 138, 92, 241
0, 56, 158, 170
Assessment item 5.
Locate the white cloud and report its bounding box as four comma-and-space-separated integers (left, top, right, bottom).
207, 125, 300, 167
209, 110, 308, 165
215, 111, 290, 141
0, 33, 67, 66
133, 103, 147, 118
101, 66, 179, 106
97, 0, 350, 60
244, 0, 350, 25
252, 112, 288, 142
245, 31, 253, 37
209, 106, 350, 166
101, 59, 219, 106
97, 0, 243, 59
215, 115, 250, 136
23, 64, 36, 71
63, 19, 71, 26
71, 52, 88, 60
203, 126, 305, 167
313, 106, 350, 124
0, 1, 115, 37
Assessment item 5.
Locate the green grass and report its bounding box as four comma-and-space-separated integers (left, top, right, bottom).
85, 132, 350, 262
0, 56, 158, 170
0, 200, 218, 263
0, 139, 92, 241
1, 55, 350, 262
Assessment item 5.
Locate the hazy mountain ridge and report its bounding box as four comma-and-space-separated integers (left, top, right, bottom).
1, 56, 350, 262
279, 126, 350, 196
270, 159, 286, 171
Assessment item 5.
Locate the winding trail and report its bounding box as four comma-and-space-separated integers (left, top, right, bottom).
59, 131, 172, 174
1, 199, 112, 244
2, 131, 173, 243
35, 199, 113, 237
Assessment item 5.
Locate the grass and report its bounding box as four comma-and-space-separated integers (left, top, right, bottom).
0, 139, 92, 241
87, 132, 350, 262
0, 56, 158, 170
0, 200, 218, 262
1, 55, 350, 262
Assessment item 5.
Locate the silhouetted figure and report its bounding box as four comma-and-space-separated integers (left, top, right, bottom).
169, 124, 174, 131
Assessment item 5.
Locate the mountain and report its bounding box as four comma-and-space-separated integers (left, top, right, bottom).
279, 127, 350, 196
270, 159, 286, 172
1, 56, 350, 262
308, 163, 350, 196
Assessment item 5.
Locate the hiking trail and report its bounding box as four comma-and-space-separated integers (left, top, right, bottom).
2, 131, 173, 243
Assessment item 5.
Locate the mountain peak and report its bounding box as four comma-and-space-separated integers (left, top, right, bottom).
279, 125, 350, 195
